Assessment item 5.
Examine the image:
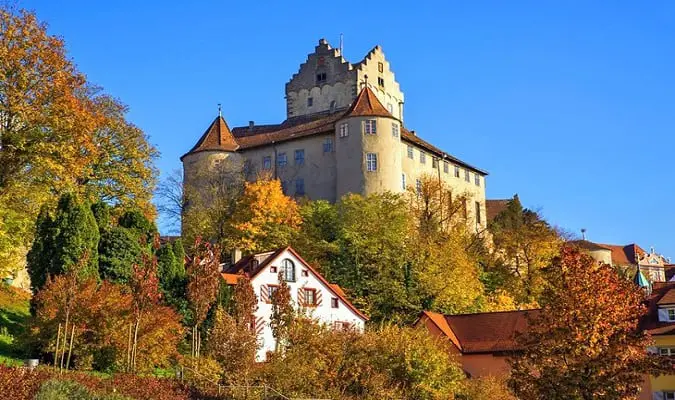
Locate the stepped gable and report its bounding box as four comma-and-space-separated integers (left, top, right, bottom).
343, 86, 395, 119
181, 116, 239, 160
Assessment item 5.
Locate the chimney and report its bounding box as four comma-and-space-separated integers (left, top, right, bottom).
231, 248, 242, 264
248, 121, 255, 130
410, 130, 416, 136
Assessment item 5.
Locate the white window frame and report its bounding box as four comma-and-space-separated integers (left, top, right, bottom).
659, 347, 675, 356
443, 162, 449, 174
364, 120, 377, 135
339, 123, 349, 138
475, 174, 481, 186
464, 169, 470, 182
392, 122, 399, 138
669, 308, 675, 321
665, 392, 675, 400
420, 152, 426, 164
407, 145, 414, 159
323, 137, 333, 153
454, 165, 460, 178
366, 153, 378, 172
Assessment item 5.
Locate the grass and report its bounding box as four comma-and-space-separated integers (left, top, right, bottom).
0, 284, 31, 366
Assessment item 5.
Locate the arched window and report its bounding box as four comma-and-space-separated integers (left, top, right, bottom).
281, 259, 295, 282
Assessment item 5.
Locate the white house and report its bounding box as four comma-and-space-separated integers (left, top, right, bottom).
221, 246, 368, 360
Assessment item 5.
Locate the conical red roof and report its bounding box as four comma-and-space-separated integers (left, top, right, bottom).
181, 116, 239, 160
344, 86, 397, 119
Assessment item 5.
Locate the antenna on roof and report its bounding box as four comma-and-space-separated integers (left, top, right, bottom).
339, 33, 344, 54
581, 228, 586, 241
218, 103, 222, 118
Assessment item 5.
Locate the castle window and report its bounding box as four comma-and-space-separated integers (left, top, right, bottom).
454, 165, 460, 178
407, 145, 413, 159
392, 123, 399, 138
416, 179, 422, 195
366, 153, 378, 171
295, 178, 305, 195
475, 174, 481, 186
387, 103, 393, 114
263, 156, 272, 170
402, 174, 406, 191
475, 201, 482, 225
316, 72, 327, 83
465, 169, 470, 182
420, 152, 426, 164
323, 137, 333, 153
331, 297, 339, 308
432, 158, 438, 169
307, 97, 313, 107
295, 149, 305, 165
282, 259, 296, 282
340, 123, 349, 138
443, 162, 449, 174
378, 62, 384, 73
377, 77, 385, 87
277, 152, 287, 167
364, 120, 377, 135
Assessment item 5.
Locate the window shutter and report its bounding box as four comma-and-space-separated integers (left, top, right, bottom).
653, 392, 664, 400
260, 285, 269, 303
658, 308, 669, 322
297, 288, 305, 307
315, 290, 323, 306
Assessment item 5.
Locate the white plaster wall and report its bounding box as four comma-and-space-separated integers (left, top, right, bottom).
250, 249, 366, 361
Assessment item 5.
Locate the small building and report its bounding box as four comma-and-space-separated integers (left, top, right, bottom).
570, 240, 669, 283
415, 309, 536, 377
221, 246, 367, 360
640, 282, 675, 399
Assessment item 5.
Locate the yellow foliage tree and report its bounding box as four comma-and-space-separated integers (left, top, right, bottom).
228, 179, 301, 253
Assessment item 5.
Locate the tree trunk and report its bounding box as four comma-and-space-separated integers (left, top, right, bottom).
54, 323, 61, 368
65, 325, 75, 370
126, 322, 133, 372
132, 317, 140, 372
60, 310, 70, 371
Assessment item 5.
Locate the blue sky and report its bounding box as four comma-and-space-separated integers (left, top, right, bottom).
20, 1, 675, 257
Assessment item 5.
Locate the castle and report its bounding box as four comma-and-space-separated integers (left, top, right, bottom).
181, 39, 488, 230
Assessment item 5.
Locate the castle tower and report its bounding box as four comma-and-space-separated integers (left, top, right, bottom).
180, 114, 242, 224
335, 85, 402, 199
285, 39, 405, 121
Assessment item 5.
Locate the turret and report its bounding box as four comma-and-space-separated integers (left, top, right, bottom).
335, 84, 402, 199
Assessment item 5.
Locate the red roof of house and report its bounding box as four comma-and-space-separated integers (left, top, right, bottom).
641, 282, 675, 335
419, 309, 538, 354
181, 116, 239, 159
221, 246, 368, 321
343, 86, 395, 119
485, 199, 510, 222
597, 243, 647, 266
181, 91, 487, 175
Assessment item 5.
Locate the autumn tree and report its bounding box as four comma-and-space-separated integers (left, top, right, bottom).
27, 193, 100, 292
270, 273, 294, 352
205, 278, 258, 386
405, 174, 485, 316
186, 238, 221, 358
0, 7, 157, 277
228, 179, 302, 253
488, 195, 561, 305
508, 246, 669, 399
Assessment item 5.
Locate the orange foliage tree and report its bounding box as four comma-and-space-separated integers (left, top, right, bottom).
228, 179, 301, 253
509, 246, 670, 399
186, 238, 221, 358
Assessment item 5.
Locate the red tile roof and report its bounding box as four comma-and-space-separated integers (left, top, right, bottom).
420, 309, 538, 354
641, 282, 675, 335
597, 243, 647, 266
182, 100, 487, 175
486, 199, 510, 222
343, 86, 395, 119
181, 116, 239, 160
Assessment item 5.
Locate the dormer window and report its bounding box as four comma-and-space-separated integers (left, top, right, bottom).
669, 309, 675, 321
316, 72, 327, 83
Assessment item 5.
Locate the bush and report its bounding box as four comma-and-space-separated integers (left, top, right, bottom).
35, 379, 95, 400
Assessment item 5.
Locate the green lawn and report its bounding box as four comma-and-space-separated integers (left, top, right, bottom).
0, 284, 31, 366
